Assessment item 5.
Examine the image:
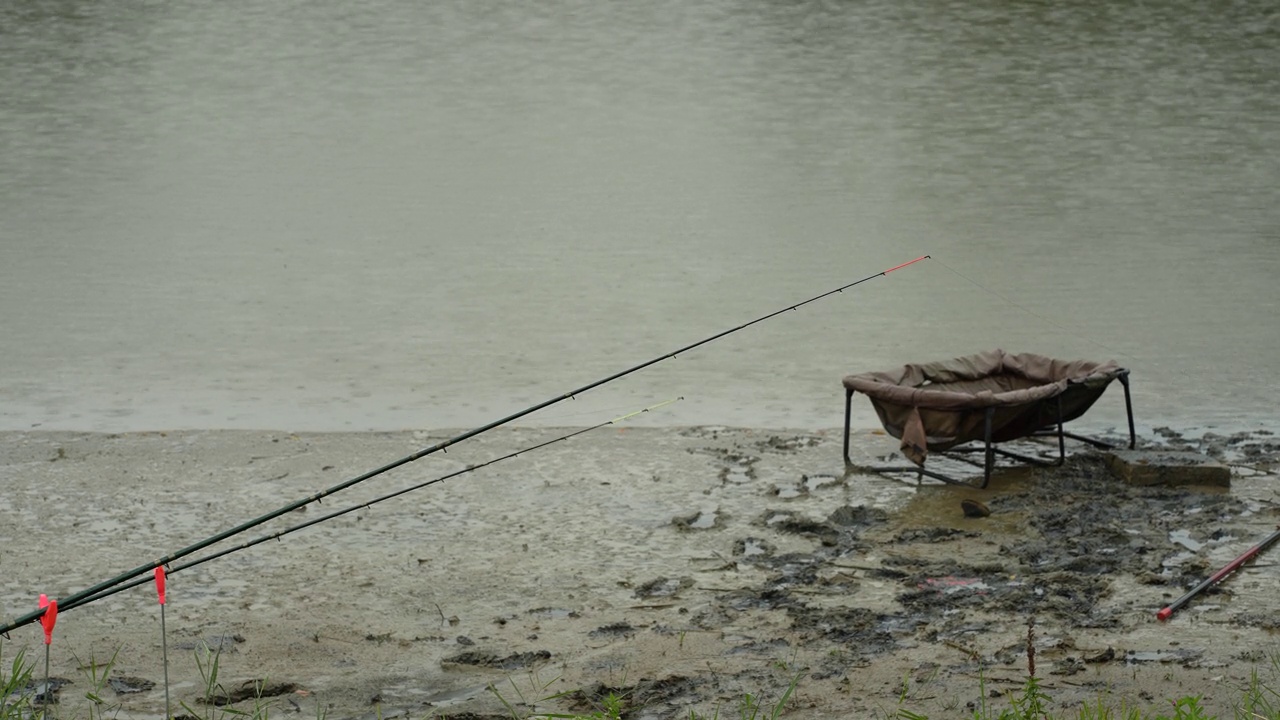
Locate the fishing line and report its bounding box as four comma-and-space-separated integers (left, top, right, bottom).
1, 255, 929, 635
931, 255, 1220, 406
930, 256, 1133, 362
57, 399, 682, 614
520, 400, 657, 425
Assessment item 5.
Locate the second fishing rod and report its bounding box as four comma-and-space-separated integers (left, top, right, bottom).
59, 399, 681, 614
1, 254, 930, 635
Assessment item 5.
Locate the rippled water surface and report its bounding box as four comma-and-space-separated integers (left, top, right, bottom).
3, 0, 1277, 433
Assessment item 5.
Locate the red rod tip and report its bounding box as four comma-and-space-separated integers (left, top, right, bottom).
883, 255, 931, 275
1156, 607, 1173, 621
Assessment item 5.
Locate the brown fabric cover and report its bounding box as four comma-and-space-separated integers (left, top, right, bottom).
843, 350, 1124, 465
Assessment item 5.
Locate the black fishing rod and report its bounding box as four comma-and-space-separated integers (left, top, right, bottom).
60, 399, 681, 613
1, 255, 929, 635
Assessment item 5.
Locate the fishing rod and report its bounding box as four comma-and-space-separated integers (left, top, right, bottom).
59, 399, 681, 614
1, 254, 930, 635
1156, 525, 1280, 621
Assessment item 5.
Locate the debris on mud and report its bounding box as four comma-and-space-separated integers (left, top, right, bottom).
201, 680, 300, 706
695, 445, 1277, 683
756, 435, 823, 453
588, 622, 637, 639
441, 650, 551, 671
27, 677, 72, 705
570, 675, 703, 717
633, 576, 693, 599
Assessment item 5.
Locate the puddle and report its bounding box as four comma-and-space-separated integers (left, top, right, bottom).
1168, 530, 1203, 552
762, 510, 791, 526
732, 537, 774, 558
1162, 551, 1196, 569
803, 473, 841, 492
24, 678, 72, 704
692, 445, 759, 485
1124, 649, 1204, 664
772, 483, 805, 499
633, 576, 693, 599
527, 607, 578, 620
723, 460, 753, 484
672, 509, 720, 530
687, 511, 718, 529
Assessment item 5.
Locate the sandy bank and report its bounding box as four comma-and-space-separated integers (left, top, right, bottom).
2, 427, 1278, 719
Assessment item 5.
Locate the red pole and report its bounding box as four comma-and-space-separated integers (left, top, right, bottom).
1157, 526, 1280, 621
156, 567, 172, 720
883, 255, 931, 274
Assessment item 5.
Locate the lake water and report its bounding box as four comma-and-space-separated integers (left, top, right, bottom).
3, 0, 1277, 436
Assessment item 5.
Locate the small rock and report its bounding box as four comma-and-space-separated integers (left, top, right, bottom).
589, 622, 636, 639
108, 676, 155, 695
961, 499, 991, 518
1050, 657, 1085, 676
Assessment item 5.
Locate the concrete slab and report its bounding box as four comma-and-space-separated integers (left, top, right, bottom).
1105, 449, 1231, 487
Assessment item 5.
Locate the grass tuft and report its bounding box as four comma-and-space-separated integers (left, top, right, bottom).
1, 642, 36, 720
4, 633, 1279, 720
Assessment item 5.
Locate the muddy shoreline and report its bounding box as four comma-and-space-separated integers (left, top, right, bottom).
2, 427, 1278, 719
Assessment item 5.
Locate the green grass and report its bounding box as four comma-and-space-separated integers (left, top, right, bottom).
1235, 654, 1280, 719
72, 649, 121, 720
884, 631, 1280, 720
4, 638, 1279, 720
180, 640, 279, 720
1, 641, 36, 720
891, 675, 1219, 720
0, 640, 282, 720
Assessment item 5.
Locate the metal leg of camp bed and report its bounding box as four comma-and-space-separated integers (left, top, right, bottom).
843, 388, 854, 468
1120, 370, 1136, 449
893, 408, 996, 487
906, 408, 1005, 488
996, 396, 1067, 469
863, 465, 978, 486
1053, 431, 1114, 448
1056, 395, 1067, 459
982, 407, 995, 488
1062, 373, 1136, 450
844, 390, 978, 486
1030, 370, 1136, 450
847, 392, 1018, 489
971, 403, 1071, 486
959, 443, 1066, 467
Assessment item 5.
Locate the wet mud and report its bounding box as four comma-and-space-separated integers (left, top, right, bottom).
2, 427, 1278, 719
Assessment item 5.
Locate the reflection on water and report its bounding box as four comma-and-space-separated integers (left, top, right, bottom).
1, 0, 1276, 433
